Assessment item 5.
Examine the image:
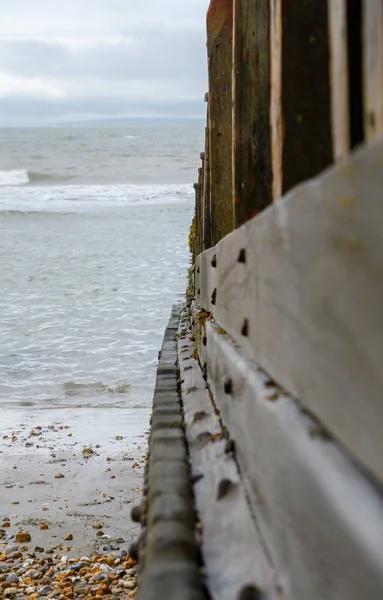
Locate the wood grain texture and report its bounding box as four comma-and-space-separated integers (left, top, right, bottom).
197, 167, 204, 257
207, 0, 234, 243
232, 0, 272, 224
178, 326, 278, 600
328, 0, 350, 160
195, 247, 217, 319
282, 0, 333, 192
363, 0, 383, 141
138, 307, 210, 600
197, 140, 383, 484
203, 117, 212, 251
271, 0, 333, 198
205, 320, 383, 600
270, 0, 282, 200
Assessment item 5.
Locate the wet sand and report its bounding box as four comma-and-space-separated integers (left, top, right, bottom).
0, 418, 147, 557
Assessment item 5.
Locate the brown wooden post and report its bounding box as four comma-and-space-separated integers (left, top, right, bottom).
363, 0, 383, 142
197, 167, 204, 256
270, 0, 333, 198
193, 182, 199, 260
232, 0, 272, 226
207, 0, 234, 244
328, 0, 350, 161
203, 117, 212, 250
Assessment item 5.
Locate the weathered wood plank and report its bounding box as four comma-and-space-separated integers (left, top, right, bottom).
205, 320, 383, 600
178, 327, 278, 600
195, 247, 217, 319
232, 0, 272, 224
198, 140, 383, 484
138, 306, 209, 600
207, 0, 234, 243
328, 0, 350, 160
270, 0, 282, 200
271, 0, 333, 198
197, 167, 204, 254
363, 0, 383, 141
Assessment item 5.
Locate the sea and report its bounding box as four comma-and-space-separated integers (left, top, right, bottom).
0, 126, 203, 444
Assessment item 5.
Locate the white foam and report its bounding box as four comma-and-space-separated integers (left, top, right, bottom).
0, 169, 30, 186
0, 182, 194, 213
124, 135, 140, 140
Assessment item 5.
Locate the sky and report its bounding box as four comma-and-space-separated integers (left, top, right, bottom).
0, 0, 209, 126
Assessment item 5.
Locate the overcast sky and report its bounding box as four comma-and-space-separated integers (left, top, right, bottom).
0, 0, 208, 126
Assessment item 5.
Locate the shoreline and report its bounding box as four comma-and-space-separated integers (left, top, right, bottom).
0, 418, 146, 559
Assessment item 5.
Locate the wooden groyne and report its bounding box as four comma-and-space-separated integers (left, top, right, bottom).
134, 2, 383, 599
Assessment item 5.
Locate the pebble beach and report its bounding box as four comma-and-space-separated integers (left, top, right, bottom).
0, 420, 147, 598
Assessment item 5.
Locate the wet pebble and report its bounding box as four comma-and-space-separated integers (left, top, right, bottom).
40, 584, 53, 595
0, 536, 137, 598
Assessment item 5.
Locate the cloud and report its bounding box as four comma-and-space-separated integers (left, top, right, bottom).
0, 72, 63, 98
0, 0, 209, 125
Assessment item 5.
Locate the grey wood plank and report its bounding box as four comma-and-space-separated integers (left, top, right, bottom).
205, 320, 383, 600
199, 140, 383, 484
196, 247, 216, 317
178, 329, 278, 600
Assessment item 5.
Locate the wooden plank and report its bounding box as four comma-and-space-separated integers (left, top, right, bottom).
203, 117, 212, 250
270, 0, 283, 200
328, 0, 350, 160
138, 307, 209, 600
271, 0, 333, 198
207, 0, 234, 243
205, 320, 383, 600
195, 247, 217, 319
197, 168, 203, 257
200, 140, 383, 484
178, 328, 278, 600
232, 0, 272, 224
363, 0, 383, 141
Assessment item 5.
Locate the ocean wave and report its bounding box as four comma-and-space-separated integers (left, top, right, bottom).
125, 135, 140, 139
0, 182, 195, 214
28, 171, 75, 183
0, 169, 30, 186
0, 169, 76, 186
